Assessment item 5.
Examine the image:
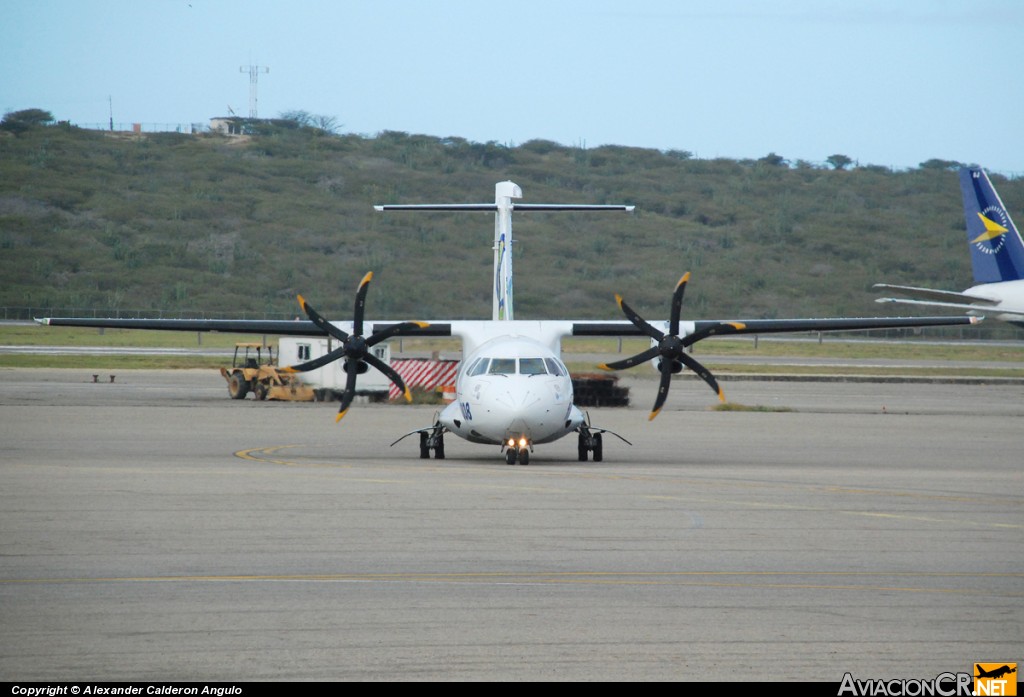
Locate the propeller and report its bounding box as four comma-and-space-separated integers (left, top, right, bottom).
283, 272, 428, 422
598, 272, 746, 420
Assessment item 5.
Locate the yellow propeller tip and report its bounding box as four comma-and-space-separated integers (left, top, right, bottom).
614, 293, 623, 306
359, 271, 374, 286
403, 388, 413, 403
297, 293, 307, 307
648, 409, 661, 421
335, 409, 349, 423
414, 321, 430, 328
597, 363, 613, 371
718, 390, 726, 403
678, 272, 691, 285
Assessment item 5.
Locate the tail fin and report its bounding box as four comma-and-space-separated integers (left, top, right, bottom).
960, 167, 1024, 284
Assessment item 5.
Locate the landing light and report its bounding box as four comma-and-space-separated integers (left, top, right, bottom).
508, 438, 516, 448
518, 437, 528, 449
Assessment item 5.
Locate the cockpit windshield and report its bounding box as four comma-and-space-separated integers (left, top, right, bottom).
519, 358, 547, 375
487, 358, 517, 375
470, 356, 566, 376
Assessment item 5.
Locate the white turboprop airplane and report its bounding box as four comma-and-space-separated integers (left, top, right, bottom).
875, 167, 1024, 328
40, 181, 981, 464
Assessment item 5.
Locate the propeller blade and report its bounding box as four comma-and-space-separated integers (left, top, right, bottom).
352, 271, 373, 337
681, 321, 747, 348
365, 321, 430, 348
365, 352, 413, 402
679, 352, 725, 402
282, 345, 348, 373
297, 294, 349, 342
616, 294, 665, 341
335, 363, 360, 422
669, 272, 690, 337
598, 345, 661, 372
649, 361, 674, 421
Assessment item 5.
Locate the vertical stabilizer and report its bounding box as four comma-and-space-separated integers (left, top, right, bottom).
493, 181, 521, 320
960, 167, 1024, 284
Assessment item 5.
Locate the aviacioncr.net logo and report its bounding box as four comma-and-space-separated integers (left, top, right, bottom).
838, 672, 973, 696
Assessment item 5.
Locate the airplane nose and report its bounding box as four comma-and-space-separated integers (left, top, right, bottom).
493, 385, 542, 437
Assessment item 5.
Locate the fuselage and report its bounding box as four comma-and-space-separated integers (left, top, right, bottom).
438, 335, 584, 447
963, 279, 1024, 325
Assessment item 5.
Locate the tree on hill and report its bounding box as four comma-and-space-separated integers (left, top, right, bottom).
826, 154, 853, 170
1, 108, 55, 134
919, 158, 962, 171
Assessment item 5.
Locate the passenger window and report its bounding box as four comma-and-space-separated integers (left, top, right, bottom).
519, 358, 547, 375
468, 358, 490, 376
544, 358, 565, 376
488, 358, 516, 375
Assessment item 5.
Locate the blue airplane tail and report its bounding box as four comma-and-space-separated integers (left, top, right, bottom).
960, 167, 1024, 284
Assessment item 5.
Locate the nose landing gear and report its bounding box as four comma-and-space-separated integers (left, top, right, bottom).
504, 439, 531, 465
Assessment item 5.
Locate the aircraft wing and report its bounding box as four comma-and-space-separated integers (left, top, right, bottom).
39, 315, 979, 338
571, 315, 980, 337
36, 317, 452, 337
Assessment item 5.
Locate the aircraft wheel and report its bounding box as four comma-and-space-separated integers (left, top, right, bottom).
593, 433, 603, 462
435, 435, 445, 460
519, 448, 530, 466
227, 372, 249, 400
505, 448, 517, 465
577, 433, 588, 461
419, 432, 430, 459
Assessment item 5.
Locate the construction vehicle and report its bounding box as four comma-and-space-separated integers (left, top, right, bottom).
220, 342, 315, 401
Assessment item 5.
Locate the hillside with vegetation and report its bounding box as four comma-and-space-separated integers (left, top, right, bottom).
2, 114, 1021, 337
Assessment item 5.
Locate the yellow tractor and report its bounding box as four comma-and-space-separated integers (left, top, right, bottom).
220, 342, 315, 401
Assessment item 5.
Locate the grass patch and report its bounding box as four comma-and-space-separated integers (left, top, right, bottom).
0, 354, 223, 369
713, 402, 795, 412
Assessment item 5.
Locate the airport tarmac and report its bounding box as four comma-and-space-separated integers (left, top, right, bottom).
0, 368, 1021, 681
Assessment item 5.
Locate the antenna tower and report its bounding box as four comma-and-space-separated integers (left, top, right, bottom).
239, 64, 269, 118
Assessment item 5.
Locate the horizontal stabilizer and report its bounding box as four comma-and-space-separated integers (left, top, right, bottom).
374, 203, 635, 212
876, 296, 1023, 316
872, 283, 999, 305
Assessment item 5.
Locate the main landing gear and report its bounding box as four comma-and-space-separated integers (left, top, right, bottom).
577, 428, 603, 462
575, 416, 631, 462
392, 416, 446, 459
418, 426, 445, 459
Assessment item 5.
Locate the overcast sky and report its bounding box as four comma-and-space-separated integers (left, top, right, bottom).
3, 0, 1022, 174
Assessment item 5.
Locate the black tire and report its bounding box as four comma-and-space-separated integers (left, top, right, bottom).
419, 432, 430, 459
227, 372, 249, 400
519, 448, 530, 466
435, 434, 445, 460
577, 433, 588, 461
593, 433, 603, 462
505, 448, 517, 465
254, 382, 268, 401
